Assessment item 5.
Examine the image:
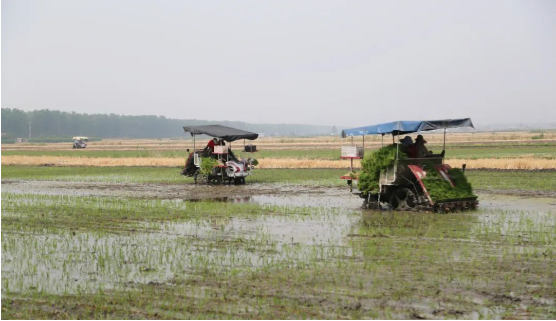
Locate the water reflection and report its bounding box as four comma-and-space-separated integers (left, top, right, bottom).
188, 194, 364, 209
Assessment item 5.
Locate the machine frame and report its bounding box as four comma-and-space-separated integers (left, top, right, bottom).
340, 119, 478, 212
181, 125, 259, 185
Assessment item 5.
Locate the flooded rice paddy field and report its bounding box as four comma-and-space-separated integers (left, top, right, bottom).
2, 178, 555, 319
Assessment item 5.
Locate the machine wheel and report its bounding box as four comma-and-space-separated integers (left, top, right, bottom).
234, 178, 245, 185
389, 188, 418, 211
194, 171, 209, 185
210, 176, 222, 185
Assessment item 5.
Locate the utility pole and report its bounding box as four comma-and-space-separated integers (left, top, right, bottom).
28, 121, 32, 138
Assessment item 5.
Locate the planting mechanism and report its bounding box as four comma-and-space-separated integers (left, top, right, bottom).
341, 119, 478, 212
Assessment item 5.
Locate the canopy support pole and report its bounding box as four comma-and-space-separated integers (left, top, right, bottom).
443, 129, 446, 150
351, 136, 354, 145
193, 135, 195, 151
396, 134, 399, 159
443, 129, 446, 164
362, 135, 365, 151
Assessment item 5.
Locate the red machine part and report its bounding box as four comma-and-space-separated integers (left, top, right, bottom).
434, 164, 455, 187
407, 165, 434, 205
407, 164, 456, 206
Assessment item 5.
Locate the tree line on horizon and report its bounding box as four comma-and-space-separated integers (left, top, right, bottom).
1, 108, 335, 140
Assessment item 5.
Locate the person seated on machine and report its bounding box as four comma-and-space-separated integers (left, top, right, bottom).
399, 136, 414, 156
203, 138, 219, 157
415, 135, 445, 158
207, 138, 217, 152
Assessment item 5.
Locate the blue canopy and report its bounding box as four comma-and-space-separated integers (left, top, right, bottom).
341, 118, 474, 137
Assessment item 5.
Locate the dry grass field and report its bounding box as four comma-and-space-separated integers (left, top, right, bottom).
2, 130, 555, 170
3, 155, 555, 170
3, 130, 556, 151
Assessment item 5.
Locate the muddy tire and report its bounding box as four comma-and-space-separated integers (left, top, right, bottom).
389, 188, 417, 211
210, 176, 222, 185
194, 172, 208, 185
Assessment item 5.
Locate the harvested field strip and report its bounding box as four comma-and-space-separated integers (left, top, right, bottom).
256, 157, 556, 170
445, 158, 556, 170
1, 155, 185, 167
4, 140, 555, 152
3, 145, 555, 159
0, 156, 352, 169
2, 155, 556, 170
2, 132, 555, 151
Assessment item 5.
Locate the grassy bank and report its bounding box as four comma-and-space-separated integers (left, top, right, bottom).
2, 166, 556, 191
0, 166, 346, 186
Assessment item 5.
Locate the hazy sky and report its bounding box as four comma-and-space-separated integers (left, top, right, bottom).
2, 0, 556, 127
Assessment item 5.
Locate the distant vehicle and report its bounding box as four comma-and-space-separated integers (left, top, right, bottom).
341, 118, 478, 212
73, 139, 87, 149
181, 125, 258, 185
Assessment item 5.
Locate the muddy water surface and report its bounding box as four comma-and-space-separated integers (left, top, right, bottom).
2, 179, 554, 296
3, 179, 556, 212
3, 179, 555, 318
2, 180, 364, 208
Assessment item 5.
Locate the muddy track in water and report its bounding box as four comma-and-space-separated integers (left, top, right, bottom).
3, 180, 555, 212
3, 179, 555, 198
1, 180, 366, 208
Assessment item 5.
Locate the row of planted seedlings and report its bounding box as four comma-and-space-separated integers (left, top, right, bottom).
344, 207, 555, 318
1, 192, 358, 296
2, 192, 555, 318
